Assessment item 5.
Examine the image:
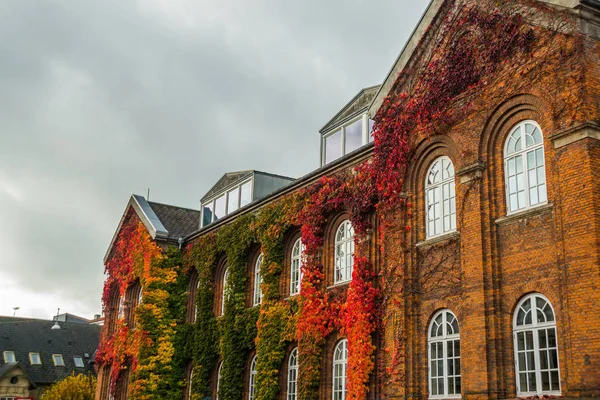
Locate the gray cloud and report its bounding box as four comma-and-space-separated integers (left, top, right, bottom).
0, 0, 428, 317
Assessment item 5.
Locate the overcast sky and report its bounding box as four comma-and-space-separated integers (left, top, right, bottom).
0, 0, 428, 320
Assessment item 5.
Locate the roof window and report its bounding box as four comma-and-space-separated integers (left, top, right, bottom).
3, 351, 16, 363
29, 352, 42, 365
52, 354, 65, 366
74, 356, 85, 368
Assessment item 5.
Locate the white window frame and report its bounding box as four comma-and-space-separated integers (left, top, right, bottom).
221, 268, 229, 316
29, 352, 41, 365
215, 362, 223, 400
425, 156, 456, 239
52, 354, 65, 366
513, 293, 561, 397
188, 367, 194, 400
117, 295, 125, 320
253, 255, 263, 306
332, 339, 348, 400
504, 120, 547, 214
290, 238, 304, 296
73, 356, 85, 368
287, 348, 298, 400
428, 310, 461, 399
3, 351, 15, 363
249, 356, 257, 400
201, 178, 254, 227
334, 220, 354, 284
321, 113, 371, 166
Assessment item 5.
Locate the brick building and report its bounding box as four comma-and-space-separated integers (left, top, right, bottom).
96, 0, 600, 399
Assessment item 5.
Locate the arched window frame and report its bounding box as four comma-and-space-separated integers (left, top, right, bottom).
249, 356, 257, 400
287, 348, 298, 400
334, 220, 355, 284
504, 120, 547, 214
290, 238, 305, 296
428, 310, 461, 399
253, 255, 263, 306
332, 339, 348, 400
513, 293, 560, 396
221, 268, 229, 316
425, 156, 456, 239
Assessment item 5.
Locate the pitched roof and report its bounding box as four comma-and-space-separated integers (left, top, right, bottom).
104, 194, 201, 262
319, 85, 380, 134
147, 201, 201, 240
0, 362, 37, 388
0, 317, 100, 384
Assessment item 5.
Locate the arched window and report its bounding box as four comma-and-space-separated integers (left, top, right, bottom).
513, 293, 560, 396
193, 280, 200, 323
216, 362, 222, 400
287, 348, 298, 400
249, 356, 257, 400
425, 156, 456, 238
428, 310, 461, 398
117, 294, 125, 320
332, 340, 348, 400
290, 239, 304, 296
504, 120, 547, 213
221, 268, 229, 316
253, 255, 263, 306
334, 220, 354, 284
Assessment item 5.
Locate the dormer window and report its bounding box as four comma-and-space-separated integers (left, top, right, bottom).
201, 171, 294, 228
319, 85, 380, 166
202, 180, 252, 226
322, 115, 373, 166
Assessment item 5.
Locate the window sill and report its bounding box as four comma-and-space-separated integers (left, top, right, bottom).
327, 281, 351, 290
416, 231, 460, 249
495, 203, 553, 226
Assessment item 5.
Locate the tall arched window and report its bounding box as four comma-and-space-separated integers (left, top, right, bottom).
290, 239, 304, 296
249, 356, 257, 400
287, 348, 298, 400
193, 280, 200, 323
253, 255, 263, 306
221, 268, 229, 316
216, 362, 222, 400
334, 220, 354, 284
332, 339, 348, 400
513, 293, 560, 396
428, 310, 461, 398
504, 120, 547, 213
425, 156, 456, 238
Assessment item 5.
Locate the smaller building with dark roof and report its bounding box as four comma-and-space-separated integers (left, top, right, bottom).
0, 316, 101, 399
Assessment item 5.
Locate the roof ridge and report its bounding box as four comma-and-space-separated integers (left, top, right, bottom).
147, 200, 200, 213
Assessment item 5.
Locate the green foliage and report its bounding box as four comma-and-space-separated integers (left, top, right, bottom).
41, 373, 96, 400
131, 247, 188, 399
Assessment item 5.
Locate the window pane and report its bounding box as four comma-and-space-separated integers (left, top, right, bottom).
345, 119, 363, 154
325, 131, 342, 164
214, 195, 226, 221
227, 187, 239, 214
240, 181, 252, 207
202, 202, 214, 226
